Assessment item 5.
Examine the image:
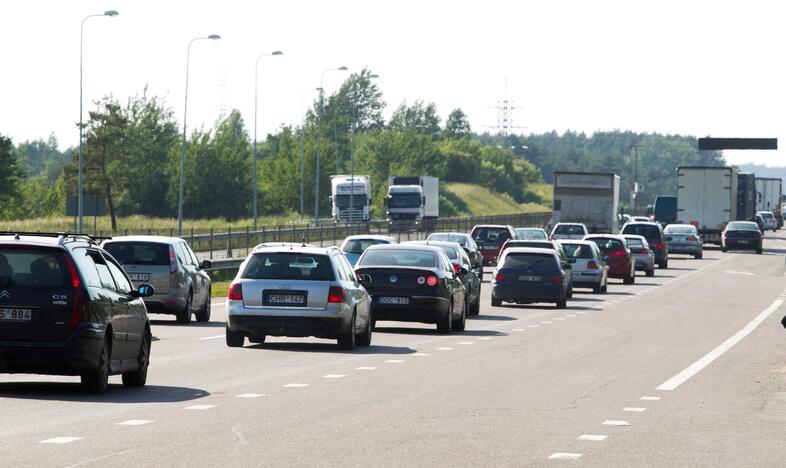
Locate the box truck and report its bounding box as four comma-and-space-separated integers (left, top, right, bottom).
676, 166, 738, 244
552, 172, 620, 234
736, 172, 757, 221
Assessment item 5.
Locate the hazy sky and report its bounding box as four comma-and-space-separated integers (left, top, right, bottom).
2, 0, 785, 166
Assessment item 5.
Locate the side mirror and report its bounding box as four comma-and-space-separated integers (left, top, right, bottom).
358, 273, 372, 285
133, 283, 155, 298
459, 267, 468, 276
199, 260, 213, 270
602, 255, 610, 263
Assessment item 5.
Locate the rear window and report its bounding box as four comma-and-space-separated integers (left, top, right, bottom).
428, 234, 468, 246
502, 253, 557, 269
515, 229, 547, 240
562, 244, 594, 259
359, 249, 437, 268
760, 212, 775, 220
554, 225, 585, 235
587, 238, 625, 251
242, 253, 334, 281
664, 226, 696, 235
622, 224, 661, 240
341, 238, 390, 255
0, 248, 67, 288
728, 222, 759, 231
625, 237, 645, 247
472, 227, 511, 244
104, 242, 170, 266
436, 245, 459, 260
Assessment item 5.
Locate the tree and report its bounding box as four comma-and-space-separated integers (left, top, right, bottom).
0, 134, 22, 215
388, 100, 441, 138
444, 108, 471, 139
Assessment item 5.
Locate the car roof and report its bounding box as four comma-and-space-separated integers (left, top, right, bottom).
558, 240, 596, 246
623, 221, 659, 227
585, 234, 625, 240
472, 224, 512, 229
250, 245, 335, 256
554, 222, 585, 226
103, 235, 185, 244
0, 234, 71, 249
0, 233, 104, 250
363, 243, 443, 253
502, 247, 557, 255
429, 232, 471, 238
342, 235, 396, 242
515, 227, 546, 231
404, 240, 463, 250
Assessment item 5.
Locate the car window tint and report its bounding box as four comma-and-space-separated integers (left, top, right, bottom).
562, 244, 594, 259
243, 253, 335, 281
105, 258, 133, 294
341, 238, 391, 255
185, 243, 199, 265
0, 248, 68, 289
555, 225, 585, 235
339, 255, 357, 281
358, 249, 437, 268
622, 224, 661, 239
104, 242, 170, 266
472, 228, 511, 244
336, 255, 354, 281
72, 248, 102, 288
664, 226, 696, 235
503, 253, 558, 269
88, 251, 117, 290
508, 241, 555, 250
174, 243, 190, 266
625, 238, 645, 247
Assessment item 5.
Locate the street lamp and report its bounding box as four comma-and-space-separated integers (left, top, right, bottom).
79, 9, 118, 233
314, 66, 348, 225
177, 34, 221, 235
253, 50, 283, 231
348, 73, 379, 223
299, 88, 320, 220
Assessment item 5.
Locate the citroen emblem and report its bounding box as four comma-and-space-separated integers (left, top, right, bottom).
0, 290, 9, 299
389, 275, 398, 284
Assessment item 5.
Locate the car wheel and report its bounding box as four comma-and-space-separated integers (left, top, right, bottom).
593, 282, 602, 294
722, 246, 728, 253
646, 268, 655, 277
437, 300, 453, 333
695, 251, 703, 259
338, 313, 357, 350
453, 298, 467, 331
195, 289, 211, 322
470, 294, 481, 316
226, 324, 245, 348
491, 296, 502, 307
757, 248, 763, 254
122, 328, 150, 388
567, 284, 573, 299
82, 336, 110, 394
556, 298, 567, 309
357, 311, 373, 347
623, 272, 634, 285
176, 293, 192, 324
601, 280, 608, 293
248, 335, 266, 344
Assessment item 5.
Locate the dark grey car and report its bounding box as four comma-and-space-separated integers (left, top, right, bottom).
102, 236, 212, 324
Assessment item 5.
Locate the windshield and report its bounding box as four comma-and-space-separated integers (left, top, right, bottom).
515, 229, 547, 240
341, 238, 390, 255
428, 234, 469, 246
388, 193, 422, 208
502, 253, 557, 269
359, 249, 437, 268
104, 242, 170, 266
242, 253, 334, 281
334, 194, 368, 209
472, 227, 511, 244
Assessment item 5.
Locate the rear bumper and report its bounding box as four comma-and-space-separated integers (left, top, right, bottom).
371, 296, 450, 324
668, 244, 701, 254
0, 323, 105, 376
633, 255, 654, 270
572, 270, 602, 287
227, 302, 352, 338
723, 239, 761, 250
143, 290, 186, 314
492, 284, 566, 303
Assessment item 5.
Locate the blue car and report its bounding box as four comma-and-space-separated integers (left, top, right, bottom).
339, 235, 397, 266
491, 247, 570, 309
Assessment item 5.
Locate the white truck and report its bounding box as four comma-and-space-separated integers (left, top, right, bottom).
552, 172, 620, 234
676, 166, 738, 244
330, 175, 371, 223
755, 177, 783, 228
385, 176, 439, 231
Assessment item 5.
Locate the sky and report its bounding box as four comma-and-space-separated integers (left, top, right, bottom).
2, 0, 786, 166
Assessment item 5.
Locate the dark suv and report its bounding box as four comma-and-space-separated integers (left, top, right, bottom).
621, 222, 669, 268
0, 233, 155, 393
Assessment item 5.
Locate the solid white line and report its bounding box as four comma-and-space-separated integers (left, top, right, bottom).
322, 374, 346, 379
548, 452, 582, 460
602, 420, 630, 426
237, 393, 267, 398
184, 405, 216, 410
40, 437, 82, 444
385, 359, 406, 363
656, 299, 785, 391
528, 325, 540, 328
623, 407, 647, 412
117, 420, 154, 426
578, 434, 607, 441
283, 383, 309, 388
723, 270, 755, 276
356, 366, 377, 370
640, 396, 661, 401
199, 335, 225, 340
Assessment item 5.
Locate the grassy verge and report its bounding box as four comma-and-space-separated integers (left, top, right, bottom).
212, 281, 230, 298
442, 183, 550, 216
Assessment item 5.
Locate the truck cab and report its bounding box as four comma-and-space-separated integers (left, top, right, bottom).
386, 185, 424, 226
330, 175, 371, 223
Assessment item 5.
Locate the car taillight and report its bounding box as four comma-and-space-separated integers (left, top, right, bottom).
228, 281, 243, 301
426, 275, 439, 287
587, 261, 597, 270
494, 273, 505, 282
553, 275, 563, 284
614, 250, 624, 257
655, 242, 664, 250
452, 263, 460, 274
64, 254, 84, 329
687, 236, 697, 242
328, 286, 345, 303
169, 246, 178, 273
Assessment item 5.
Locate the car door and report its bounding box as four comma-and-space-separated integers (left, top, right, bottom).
104, 254, 143, 361
336, 254, 369, 328
460, 249, 479, 304
184, 242, 208, 310
176, 242, 200, 306
86, 250, 130, 361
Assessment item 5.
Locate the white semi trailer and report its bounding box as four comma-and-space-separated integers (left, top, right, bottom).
552, 172, 620, 234
676, 166, 738, 244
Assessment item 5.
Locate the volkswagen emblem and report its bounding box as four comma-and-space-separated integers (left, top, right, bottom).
0, 290, 9, 299
389, 275, 398, 284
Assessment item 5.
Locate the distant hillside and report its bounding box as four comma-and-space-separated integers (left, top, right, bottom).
735, 164, 786, 184
442, 183, 550, 217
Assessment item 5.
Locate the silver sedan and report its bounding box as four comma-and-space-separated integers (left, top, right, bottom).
664, 224, 703, 259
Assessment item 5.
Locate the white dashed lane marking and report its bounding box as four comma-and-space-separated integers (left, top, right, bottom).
237, 393, 267, 398
477, 337, 494, 340
553, 318, 566, 321
457, 342, 474, 345
283, 383, 310, 388
548, 452, 582, 460
541, 321, 553, 324
385, 359, 406, 363
528, 325, 540, 328
184, 405, 216, 410
199, 335, 225, 340
640, 396, 661, 401
602, 420, 630, 426
578, 434, 607, 441
512, 328, 525, 332
413, 353, 431, 357
436, 347, 453, 351
623, 407, 647, 412
117, 420, 154, 426
356, 366, 377, 371
40, 437, 82, 444
322, 374, 346, 379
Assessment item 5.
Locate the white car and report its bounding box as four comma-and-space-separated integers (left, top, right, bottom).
550, 223, 589, 240
757, 211, 778, 232
560, 240, 608, 293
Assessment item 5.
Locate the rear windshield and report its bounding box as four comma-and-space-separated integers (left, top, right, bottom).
341, 238, 390, 255
359, 249, 437, 268
502, 253, 557, 269
728, 222, 759, 231
472, 227, 511, 244
664, 226, 696, 235
587, 238, 625, 251
625, 237, 645, 247
562, 244, 594, 259
436, 245, 459, 260
428, 234, 468, 246
242, 253, 334, 281
104, 242, 169, 266
622, 224, 661, 239
760, 212, 775, 220
0, 248, 67, 288
554, 225, 585, 235
507, 241, 555, 250
515, 229, 547, 240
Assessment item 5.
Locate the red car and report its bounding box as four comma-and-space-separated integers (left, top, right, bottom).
470, 224, 515, 266
583, 234, 636, 284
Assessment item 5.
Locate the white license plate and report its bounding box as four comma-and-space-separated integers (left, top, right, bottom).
378, 296, 409, 305
518, 275, 541, 281
0, 308, 32, 321
267, 294, 305, 305
128, 273, 150, 282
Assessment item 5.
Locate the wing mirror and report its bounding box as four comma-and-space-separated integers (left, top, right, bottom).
132, 283, 155, 298
199, 260, 213, 270
459, 267, 469, 276
602, 255, 610, 263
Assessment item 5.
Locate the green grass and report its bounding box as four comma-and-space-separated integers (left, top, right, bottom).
442, 183, 550, 216
211, 281, 230, 298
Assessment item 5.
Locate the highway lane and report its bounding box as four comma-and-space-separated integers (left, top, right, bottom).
1, 236, 786, 466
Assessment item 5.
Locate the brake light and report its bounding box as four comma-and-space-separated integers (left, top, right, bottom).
614, 250, 624, 257
328, 286, 345, 303
168, 246, 178, 273
587, 261, 597, 270
452, 263, 460, 274
64, 254, 84, 330
553, 275, 563, 284
228, 281, 243, 301
655, 242, 664, 250
426, 275, 439, 287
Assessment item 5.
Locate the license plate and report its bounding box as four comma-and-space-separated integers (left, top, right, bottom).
737, 240, 749, 244
0, 308, 32, 321
378, 296, 409, 305
266, 294, 305, 305
518, 275, 541, 281
128, 273, 150, 282
482, 246, 496, 250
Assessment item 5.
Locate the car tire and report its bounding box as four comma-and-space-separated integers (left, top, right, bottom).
567, 285, 573, 299
757, 248, 763, 254
623, 272, 635, 285
176, 293, 192, 324
82, 336, 110, 394
249, 335, 266, 344
646, 268, 655, 277
593, 282, 602, 294
226, 324, 245, 348
470, 295, 481, 316
338, 313, 357, 350
453, 299, 467, 331
695, 251, 703, 259
601, 281, 608, 293
722, 246, 728, 253
357, 311, 373, 347
195, 289, 211, 322
556, 298, 567, 309
491, 296, 502, 307
122, 328, 150, 388
437, 300, 453, 333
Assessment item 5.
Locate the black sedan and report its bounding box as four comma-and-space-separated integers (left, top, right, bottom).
355, 244, 467, 332
426, 232, 484, 276
722, 221, 762, 254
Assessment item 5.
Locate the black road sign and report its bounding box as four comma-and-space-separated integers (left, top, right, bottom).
698, 138, 777, 151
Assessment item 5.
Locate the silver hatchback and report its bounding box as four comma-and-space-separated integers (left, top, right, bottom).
560, 241, 608, 293
226, 246, 372, 350
622, 234, 655, 276
103, 236, 212, 324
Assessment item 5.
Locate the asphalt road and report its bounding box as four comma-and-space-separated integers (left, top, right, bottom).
2, 233, 786, 467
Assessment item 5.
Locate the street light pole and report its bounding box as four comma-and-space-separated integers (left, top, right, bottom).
177, 34, 221, 235
299, 88, 319, 220
348, 73, 378, 224
631, 144, 641, 213
79, 9, 118, 233
314, 66, 348, 225
253, 50, 283, 231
